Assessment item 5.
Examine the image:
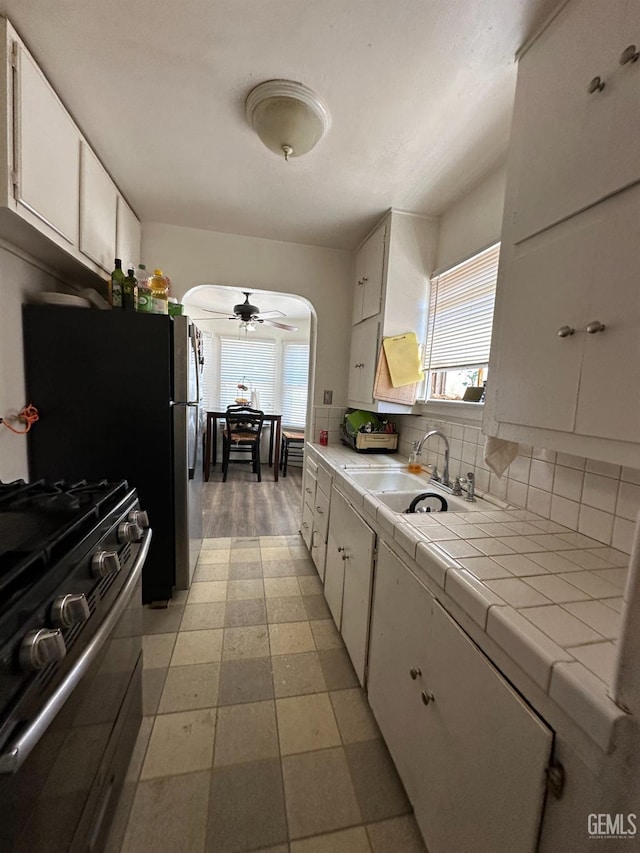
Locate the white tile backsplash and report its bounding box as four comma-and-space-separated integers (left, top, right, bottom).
582, 474, 618, 513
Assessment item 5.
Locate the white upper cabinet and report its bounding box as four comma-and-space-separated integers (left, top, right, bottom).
510, 0, 640, 243
116, 195, 141, 273
80, 142, 117, 271
0, 18, 140, 288
14, 42, 80, 246
485, 0, 640, 468
352, 221, 385, 324
347, 210, 436, 411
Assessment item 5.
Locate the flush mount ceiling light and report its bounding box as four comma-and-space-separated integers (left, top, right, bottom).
245, 79, 331, 161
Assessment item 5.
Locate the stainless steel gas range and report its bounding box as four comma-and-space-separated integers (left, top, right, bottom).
0, 478, 151, 853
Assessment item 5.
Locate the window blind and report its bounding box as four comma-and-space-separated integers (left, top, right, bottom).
219, 337, 277, 410
199, 331, 217, 409
425, 243, 500, 370
282, 342, 309, 428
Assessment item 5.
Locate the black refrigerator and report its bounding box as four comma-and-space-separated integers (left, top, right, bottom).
22, 305, 203, 603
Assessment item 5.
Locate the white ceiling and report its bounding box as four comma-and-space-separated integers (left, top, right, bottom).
0, 0, 560, 251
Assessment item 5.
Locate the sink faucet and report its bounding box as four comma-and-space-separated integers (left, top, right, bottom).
415, 430, 450, 487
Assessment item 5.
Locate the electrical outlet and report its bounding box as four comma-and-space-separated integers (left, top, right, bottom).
323, 390, 333, 404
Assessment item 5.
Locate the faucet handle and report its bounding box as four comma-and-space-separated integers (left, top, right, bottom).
430, 466, 441, 483
451, 477, 463, 496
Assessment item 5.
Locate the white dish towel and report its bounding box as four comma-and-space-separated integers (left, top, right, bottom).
483, 436, 519, 478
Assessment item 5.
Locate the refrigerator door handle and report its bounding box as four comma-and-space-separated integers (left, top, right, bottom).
170, 401, 199, 407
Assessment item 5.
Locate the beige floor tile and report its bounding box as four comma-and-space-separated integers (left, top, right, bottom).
198, 549, 231, 564
289, 545, 311, 560
260, 546, 292, 561
260, 536, 290, 547
230, 547, 261, 563
214, 700, 279, 766
171, 589, 188, 604
310, 619, 343, 650
366, 815, 427, 852
298, 576, 323, 596
125, 717, 154, 783
269, 622, 316, 656
202, 537, 232, 548
193, 563, 230, 582
223, 625, 270, 660
266, 596, 307, 623
187, 581, 228, 603
227, 579, 265, 600
291, 826, 371, 853
140, 708, 216, 779
276, 692, 341, 755
180, 602, 226, 631
121, 771, 210, 853
158, 663, 220, 713
262, 559, 298, 577
143, 633, 176, 669
143, 606, 184, 635
264, 577, 301, 598
271, 652, 327, 698
330, 689, 381, 743
171, 629, 223, 666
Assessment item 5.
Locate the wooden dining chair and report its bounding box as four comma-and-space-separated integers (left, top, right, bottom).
222, 405, 265, 482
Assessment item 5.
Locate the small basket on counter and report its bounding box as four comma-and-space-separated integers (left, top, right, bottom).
340, 410, 398, 453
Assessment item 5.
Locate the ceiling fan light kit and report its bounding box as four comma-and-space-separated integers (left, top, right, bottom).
245, 79, 331, 161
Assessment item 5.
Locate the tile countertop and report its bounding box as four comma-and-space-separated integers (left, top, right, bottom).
307, 443, 634, 754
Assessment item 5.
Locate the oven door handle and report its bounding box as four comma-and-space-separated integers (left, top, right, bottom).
0, 528, 152, 775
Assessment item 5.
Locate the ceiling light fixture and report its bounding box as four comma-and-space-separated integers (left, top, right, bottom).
245, 79, 331, 161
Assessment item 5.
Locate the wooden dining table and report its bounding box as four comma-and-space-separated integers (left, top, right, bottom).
204, 411, 282, 482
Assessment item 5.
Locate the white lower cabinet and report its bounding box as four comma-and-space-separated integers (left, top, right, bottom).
323, 488, 375, 685
368, 541, 553, 853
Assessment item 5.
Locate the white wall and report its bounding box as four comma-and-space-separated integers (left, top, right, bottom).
142, 223, 353, 408
0, 243, 63, 480
435, 163, 507, 272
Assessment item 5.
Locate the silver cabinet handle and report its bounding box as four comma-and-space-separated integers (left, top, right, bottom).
0, 528, 152, 774
586, 321, 606, 334
587, 76, 605, 93
557, 325, 575, 338
409, 667, 421, 680
620, 45, 639, 65
421, 690, 435, 706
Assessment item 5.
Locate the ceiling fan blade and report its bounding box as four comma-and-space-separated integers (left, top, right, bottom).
255, 310, 285, 320
195, 307, 235, 318
262, 319, 299, 331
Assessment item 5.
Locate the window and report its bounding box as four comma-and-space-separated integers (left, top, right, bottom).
218, 337, 277, 410
200, 331, 216, 409
282, 342, 309, 428
423, 243, 500, 401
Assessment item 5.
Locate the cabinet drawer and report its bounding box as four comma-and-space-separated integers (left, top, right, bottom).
303, 466, 317, 510
311, 533, 327, 582
316, 464, 332, 499
301, 502, 314, 549
313, 487, 330, 543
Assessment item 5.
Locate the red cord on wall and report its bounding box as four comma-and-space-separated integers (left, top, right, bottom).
0, 404, 39, 434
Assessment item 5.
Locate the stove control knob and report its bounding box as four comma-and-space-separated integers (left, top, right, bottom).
51, 593, 90, 628
91, 550, 121, 578
118, 521, 143, 543
128, 510, 150, 528
19, 628, 67, 672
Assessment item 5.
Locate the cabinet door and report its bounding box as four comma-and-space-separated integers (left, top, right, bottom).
417, 602, 552, 853
15, 43, 80, 245
323, 489, 351, 627
511, 0, 634, 242
340, 503, 375, 686
79, 142, 117, 271
313, 486, 330, 543
116, 195, 141, 272
367, 541, 432, 799
347, 316, 380, 406
352, 222, 386, 324
301, 501, 314, 550
302, 464, 317, 511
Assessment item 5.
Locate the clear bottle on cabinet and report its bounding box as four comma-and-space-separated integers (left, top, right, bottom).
149, 269, 169, 315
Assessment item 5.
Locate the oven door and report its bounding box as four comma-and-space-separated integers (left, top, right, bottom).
0, 530, 151, 853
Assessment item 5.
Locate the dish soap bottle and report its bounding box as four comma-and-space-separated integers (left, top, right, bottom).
408, 441, 422, 474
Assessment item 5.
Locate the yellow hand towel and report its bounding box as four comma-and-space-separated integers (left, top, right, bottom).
483, 436, 519, 478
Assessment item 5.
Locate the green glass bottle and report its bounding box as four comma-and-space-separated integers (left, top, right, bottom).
123, 268, 138, 312
109, 258, 125, 309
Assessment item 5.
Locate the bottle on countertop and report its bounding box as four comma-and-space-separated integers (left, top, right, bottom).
408, 441, 422, 474
136, 264, 153, 313
149, 269, 169, 315
109, 258, 125, 309
123, 268, 138, 311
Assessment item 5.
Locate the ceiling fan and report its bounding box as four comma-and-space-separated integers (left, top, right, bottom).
197, 291, 298, 331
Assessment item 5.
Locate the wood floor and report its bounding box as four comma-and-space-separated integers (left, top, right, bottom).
202, 463, 303, 538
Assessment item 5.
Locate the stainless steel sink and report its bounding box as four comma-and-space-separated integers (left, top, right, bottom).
373, 487, 486, 513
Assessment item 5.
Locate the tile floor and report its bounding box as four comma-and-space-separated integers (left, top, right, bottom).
106, 535, 427, 853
